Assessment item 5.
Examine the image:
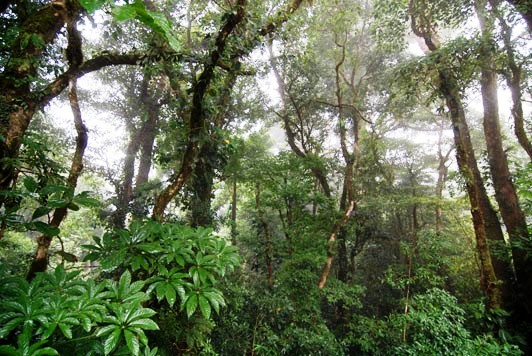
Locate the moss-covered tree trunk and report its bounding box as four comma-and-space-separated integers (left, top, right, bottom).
476, 0, 532, 338
409, 1, 508, 310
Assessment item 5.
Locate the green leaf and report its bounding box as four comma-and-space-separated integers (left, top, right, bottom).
0, 345, 17, 356
186, 294, 198, 318
32, 347, 59, 356
0, 316, 24, 338
155, 283, 166, 302
126, 308, 156, 323
124, 329, 140, 356
128, 318, 159, 331
79, 0, 107, 14
198, 295, 211, 319
112, 3, 138, 21
58, 323, 73, 339
80, 315, 92, 332
95, 324, 116, 337
33, 221, 60, 236
32, 206, 52, 220
103, 328, 121, 355
23, 176, 38, 192
40, 184, 70, 196
118, 270, 132, 295
47, 198, 69, 208
165, 285, 176, 307
42, 323, 57, 339
73, 192, 101, 207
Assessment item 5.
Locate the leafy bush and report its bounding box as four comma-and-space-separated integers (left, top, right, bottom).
83, 220, 240, 353
396, 288, 522, 356
0, 266, 158, 356
84, 221, 239, 320
0, 221, 240, 355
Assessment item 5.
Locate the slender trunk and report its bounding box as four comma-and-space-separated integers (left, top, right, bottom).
317, 201, 355, 289
27, 76, 88, 280
333, 31, 356, 284
27, 15, 87, 280
507, 67, 532, 161
112, 124, 141, 228
135, 107, 159, 188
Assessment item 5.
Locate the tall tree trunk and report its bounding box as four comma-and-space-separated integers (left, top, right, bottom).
440, 71, 506, 310
112, 73, 162, 227
152, 1, 247, 221
409, 2, 507, 309
190, 64, 237, 228
131, 104, 159, 218
489, 0, 532, 161
333, 31, 357, 284
112, 123, 141, 228
476, 0, 532, 333
135, 107, 159, 188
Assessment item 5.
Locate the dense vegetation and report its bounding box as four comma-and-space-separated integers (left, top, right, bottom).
1, 0, 531, 354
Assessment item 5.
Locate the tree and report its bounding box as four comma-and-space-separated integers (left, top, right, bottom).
475, 0, 532, 343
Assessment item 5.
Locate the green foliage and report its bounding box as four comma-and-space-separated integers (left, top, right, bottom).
84, 221, 239, 319
211, 273, 347, 356
79, 0, 180, 50
0, 179, 100, 237
0, 266, 158, 356
395, 288, 522, 355
0, 127, 100, 241
344, 289, 522, 355
0, 231, 34, 276
82, 220, 240, 353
